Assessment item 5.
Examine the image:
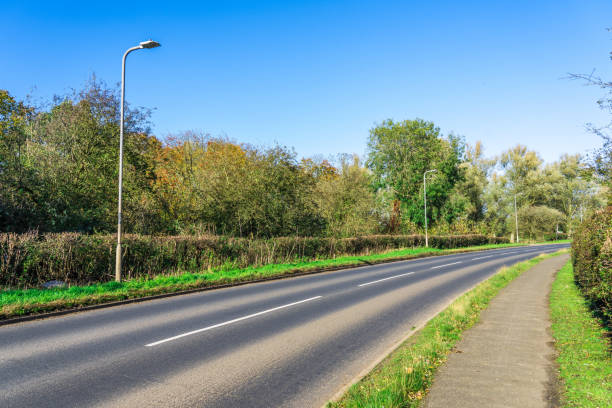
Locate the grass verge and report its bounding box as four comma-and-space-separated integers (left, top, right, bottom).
550, 261, 612, 407
327, 249, 568, 408
1, 241, 561, 320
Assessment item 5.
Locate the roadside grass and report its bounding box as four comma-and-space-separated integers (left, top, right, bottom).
550, 261, 612, 407
327, 249, 569, 408
1, 241, 561, 320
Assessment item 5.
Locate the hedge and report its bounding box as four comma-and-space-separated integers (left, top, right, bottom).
571, 206, 612, 323
0, 232, 508, 289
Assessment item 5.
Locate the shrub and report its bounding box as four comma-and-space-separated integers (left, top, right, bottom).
544, 232, 569, 241
0, 233, 509, 288
518, 205, 564, 241
571, 206, 612, 323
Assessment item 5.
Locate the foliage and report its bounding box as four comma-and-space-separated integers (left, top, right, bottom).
0, 79, 159, 233
154, 132, 325, 237
0, 232, 508, 288
452, 141, 493, 222
570, 44, 612, 202
366, 119, 464, 229
545, 154, 603, 236
0, 80, 607, 240
482, 146, 604, 239
313, 155, 380, 237
0, 90, 37, 231
518, 205, 563, 241
571, 206, 612, 323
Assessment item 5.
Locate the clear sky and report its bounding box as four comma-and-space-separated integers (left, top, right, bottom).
2, 0, 611, 163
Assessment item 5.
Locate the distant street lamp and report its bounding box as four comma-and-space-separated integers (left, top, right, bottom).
115, 40, 160, 283
514, 194, 519, 243
424, 169, 437, 247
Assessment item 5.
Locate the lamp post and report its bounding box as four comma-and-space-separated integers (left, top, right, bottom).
514, 194, 519, 243
424, 169, 437, 247
115, 40, 160, 282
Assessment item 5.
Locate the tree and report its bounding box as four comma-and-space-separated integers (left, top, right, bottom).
482, 172, 510, 236
0, 90, 37, 231
313, 155, 380, 237
153, 133, 326, 237
446, 141, 493, 226
569, 38, 612, 202
366, 119, 464, 230
518, 206, 563, 241
543, 154, 604, 236
27, 78, 158, 233
0, 78, 160, 233
499, 145, 547, 206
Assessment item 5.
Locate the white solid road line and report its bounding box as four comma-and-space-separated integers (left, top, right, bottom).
358, 271, 415, 287
145, 296, 323, 347
430, 261, 462, 269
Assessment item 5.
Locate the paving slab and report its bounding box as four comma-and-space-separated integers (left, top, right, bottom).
424, 253, 570, 408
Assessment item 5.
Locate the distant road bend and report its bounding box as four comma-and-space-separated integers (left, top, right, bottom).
0, 243, 568, 408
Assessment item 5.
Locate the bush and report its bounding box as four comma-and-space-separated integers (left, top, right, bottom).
518, 205, 564, 242
571, 206, 612, 323
544, 232, 569, 241
0, 233, 509, 288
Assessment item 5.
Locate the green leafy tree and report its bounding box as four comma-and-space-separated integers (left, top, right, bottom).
154, 133, 325, 237
544, 154, 605, 235
482, 172, 511, 236
441, 140, 494, 232
0, 90, 38, 231
313, 155, 380, 237
366, 119, 463, 230
499, 145, 546, 206
518, 205, 564, 241
15, 78, 158, 233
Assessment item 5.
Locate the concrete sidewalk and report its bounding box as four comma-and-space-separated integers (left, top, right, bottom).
424, 253, 570, 408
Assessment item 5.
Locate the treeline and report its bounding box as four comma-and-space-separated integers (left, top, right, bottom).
0, 79, 608, 239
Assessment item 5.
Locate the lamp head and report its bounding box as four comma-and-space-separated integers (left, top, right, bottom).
140, 40, 161, 49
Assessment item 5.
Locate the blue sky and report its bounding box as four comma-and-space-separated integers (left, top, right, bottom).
2, 0, 611, 163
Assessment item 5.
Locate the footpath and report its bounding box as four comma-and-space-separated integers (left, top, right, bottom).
424, 253, 570, 408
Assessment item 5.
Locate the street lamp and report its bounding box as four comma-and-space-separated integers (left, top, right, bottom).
514, 194, 519, 243
424, 169, 437, 247
115, 40, 161, 282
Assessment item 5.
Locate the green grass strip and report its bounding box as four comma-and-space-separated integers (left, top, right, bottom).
327, 249, 568, 408
550, 261, 612, 407
0, 241, 561, 319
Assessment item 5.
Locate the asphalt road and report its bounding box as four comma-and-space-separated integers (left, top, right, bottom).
0, 243, 568, 408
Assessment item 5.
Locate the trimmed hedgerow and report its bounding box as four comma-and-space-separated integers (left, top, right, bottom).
0, 233, 508, 288
571, 206, 612, 324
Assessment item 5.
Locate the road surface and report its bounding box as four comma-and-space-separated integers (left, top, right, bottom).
0, 243, 567, 407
